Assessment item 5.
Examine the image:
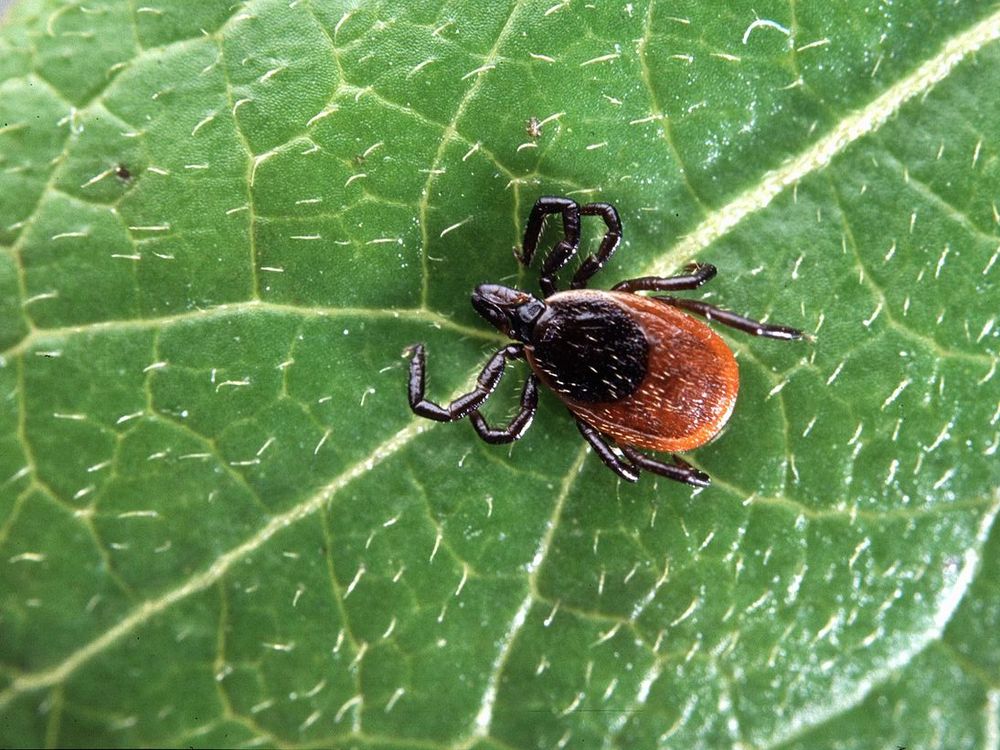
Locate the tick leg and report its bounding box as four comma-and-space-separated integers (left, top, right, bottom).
407, 343, 525, 421
518, 196, 581, 296
620, 447, 710, 488
574, 417, 640, 482
656, 296, 803, 340
468, 375, 539, 444
570, 202, 623, 290
611, 262, 717, 293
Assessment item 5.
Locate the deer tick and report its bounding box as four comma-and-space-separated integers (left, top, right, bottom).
406, 196, 803, 486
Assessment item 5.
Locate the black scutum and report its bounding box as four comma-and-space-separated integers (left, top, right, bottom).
531, 296, 648, 403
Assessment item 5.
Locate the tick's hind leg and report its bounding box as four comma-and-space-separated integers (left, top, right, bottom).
611, 262, 716, 293
619, 447, 710, 488
407, 343, 525, 421
469, 376, 539, 444
575, 417, 639, 482
657, 296, 803, 340
518, 196, 582, 296
570, 202, 623, 289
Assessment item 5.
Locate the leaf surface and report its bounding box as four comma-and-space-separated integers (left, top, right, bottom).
1, 1, 998, 748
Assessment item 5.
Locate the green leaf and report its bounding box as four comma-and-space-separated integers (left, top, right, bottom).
1, 1, 998, 748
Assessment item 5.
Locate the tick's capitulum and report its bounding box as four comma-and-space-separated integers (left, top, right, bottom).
406, 196, 804, 486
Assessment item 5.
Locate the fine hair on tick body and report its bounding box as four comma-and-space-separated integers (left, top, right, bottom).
406, 196, 804, 486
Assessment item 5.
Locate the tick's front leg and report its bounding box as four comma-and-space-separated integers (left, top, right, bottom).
406, 343, 526, 421
469, 375, 539, 444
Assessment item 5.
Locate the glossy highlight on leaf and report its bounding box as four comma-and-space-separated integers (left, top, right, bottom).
1, 1, 999, 748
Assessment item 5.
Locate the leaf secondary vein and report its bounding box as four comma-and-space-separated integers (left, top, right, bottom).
465, 445, 589, 743
0, 415, 435, 710
641, 6, 1000, 277
0, 302, 504, 361
417, 0, 526, 308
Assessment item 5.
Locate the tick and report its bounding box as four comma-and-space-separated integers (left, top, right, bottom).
406, 196, 804, 486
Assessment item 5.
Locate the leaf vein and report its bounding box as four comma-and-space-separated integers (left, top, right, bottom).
642, 8, 1000, 275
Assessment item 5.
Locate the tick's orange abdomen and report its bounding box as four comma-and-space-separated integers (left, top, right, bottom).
526, 291, 739, 453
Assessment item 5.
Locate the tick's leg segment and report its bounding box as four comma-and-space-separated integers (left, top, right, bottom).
518, 196, 581, 296
620, 447, 711, 488
469, 375, 539, 444
612, 262, 717, 293
570, 202, 623, 289
574, 417, 640, 482
656, 296, 803, 340
407, 343, 525, 421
